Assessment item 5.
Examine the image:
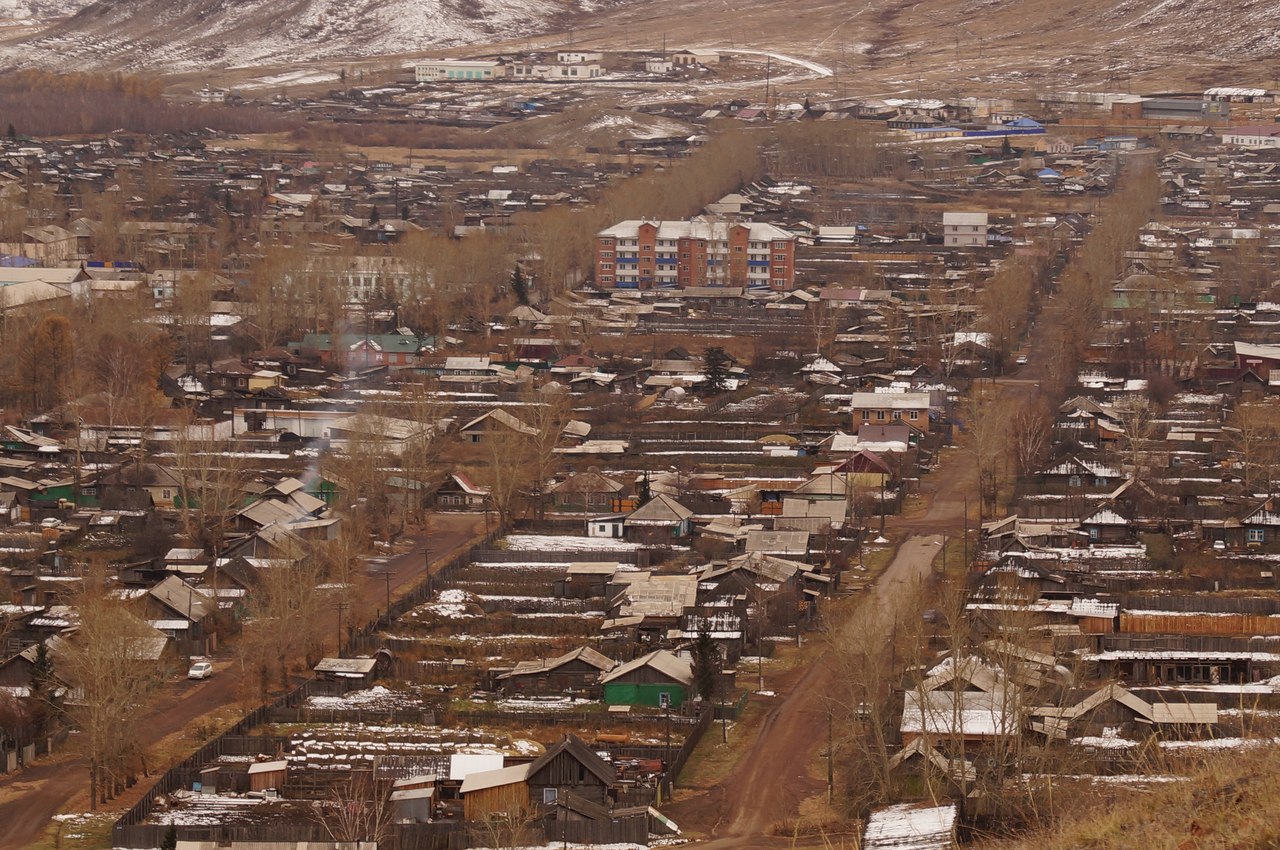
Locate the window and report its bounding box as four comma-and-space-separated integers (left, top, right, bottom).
1068, 475, 1082, 488
1088, 527, 1100, 541
162, 489, 172, 500
875, 410, 886, 421
600, 263, 613, 270
861, 410, 870, 421
1248, 528, 1265, 544
542, 788, 558, 804
908, 410, 919, 421
774, 254, 787, 261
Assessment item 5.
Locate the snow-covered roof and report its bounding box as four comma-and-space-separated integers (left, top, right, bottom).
864, 803, 957, 850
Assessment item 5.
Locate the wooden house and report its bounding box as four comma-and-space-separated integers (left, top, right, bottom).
526, 735, 616, 807
433, 472, 491, 510
623, 494, 693, 543
550, 471, 628, 511
497, 647, 616, 697
600, 649, 694, 708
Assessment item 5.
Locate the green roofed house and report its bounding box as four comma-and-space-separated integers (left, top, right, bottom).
601, 648, 694, 709
291, 331, 433, 371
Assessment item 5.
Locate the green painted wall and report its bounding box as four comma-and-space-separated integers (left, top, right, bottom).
604, 682, 688, 709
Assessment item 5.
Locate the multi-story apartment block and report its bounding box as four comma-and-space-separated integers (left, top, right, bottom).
595, 219, 797, 290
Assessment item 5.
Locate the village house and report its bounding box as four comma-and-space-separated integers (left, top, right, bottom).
497, 646, 616, 696
847, 392, 934, 431
600, 649, 694, 708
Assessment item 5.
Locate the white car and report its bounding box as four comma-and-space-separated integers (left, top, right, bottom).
187, 660, 214, 680
1015, 355, 1029, 366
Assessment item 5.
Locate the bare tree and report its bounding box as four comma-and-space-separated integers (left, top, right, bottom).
310, 770, 396, 845
58, 564, 167, 808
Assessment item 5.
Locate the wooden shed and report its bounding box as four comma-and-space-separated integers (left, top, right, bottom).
246, 759, 287, 792
460, 764, 531, 821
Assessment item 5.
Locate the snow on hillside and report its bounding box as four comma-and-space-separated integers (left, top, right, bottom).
0, 0, 90, 19
0, 0, 631, 71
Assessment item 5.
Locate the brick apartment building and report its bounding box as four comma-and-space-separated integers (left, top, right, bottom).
595, 219, 797, 290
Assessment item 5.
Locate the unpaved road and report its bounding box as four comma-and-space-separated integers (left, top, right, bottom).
0, 513, 485, 850
673, 367, 1045, 847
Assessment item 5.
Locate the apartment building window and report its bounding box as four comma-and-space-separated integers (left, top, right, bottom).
600, 263, 613, 270
774, 254, 787, 261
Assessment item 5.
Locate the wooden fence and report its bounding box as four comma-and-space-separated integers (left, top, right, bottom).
113, 528, 505, 845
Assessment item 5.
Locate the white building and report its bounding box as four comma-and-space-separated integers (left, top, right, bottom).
414, 60, 506, 83
942, 211, 989, 248
556, 51, 604, 64
645, 58, 674, 74
672, 49, 719, 66
510, 63, 602, 80
1222, 126, 1280, 148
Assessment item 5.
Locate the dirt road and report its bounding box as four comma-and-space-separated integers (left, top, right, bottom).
0, 512, 484, 850
675, 369, 1046, 847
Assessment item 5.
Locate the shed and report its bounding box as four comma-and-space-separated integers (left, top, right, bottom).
313, 656, 379, 682
460, 764, 531, 821
246, 759, 287, 792
390, 786, 434, 823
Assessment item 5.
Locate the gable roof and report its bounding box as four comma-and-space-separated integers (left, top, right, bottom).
147, 576, 216, 622
459, 408, 538, 436
626, 494, 693, 525
498, 646, 616, 679
526, 734, 616, 787
600, 649, 693, 687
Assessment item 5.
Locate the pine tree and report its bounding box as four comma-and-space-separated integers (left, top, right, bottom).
693, 626, 720, 701
703, 345, 732, 393
510, 266, 530, 306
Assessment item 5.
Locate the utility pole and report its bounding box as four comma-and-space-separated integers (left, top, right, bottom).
384, 570, 391, 615
334, 601, 348, 657
827, 711, 834, 803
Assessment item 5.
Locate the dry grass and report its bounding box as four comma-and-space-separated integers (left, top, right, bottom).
976, 750, 1280, 850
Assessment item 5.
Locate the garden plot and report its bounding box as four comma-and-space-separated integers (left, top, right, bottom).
286, 724, 543, 772
391, 559, 607, 670
306, 685, 430, 711
152, 790, 294, 827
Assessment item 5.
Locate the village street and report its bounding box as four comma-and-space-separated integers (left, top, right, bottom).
0, 514, 485, 850
670, 351, 1050, 848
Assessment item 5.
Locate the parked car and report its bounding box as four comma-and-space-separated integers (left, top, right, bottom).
1015, 354, 1029, 366
187, 660, 214, 680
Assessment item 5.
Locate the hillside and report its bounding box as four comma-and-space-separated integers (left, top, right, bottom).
0, 0, 631, 71
0, 0, 1275, 90
0, 0, 89, 20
